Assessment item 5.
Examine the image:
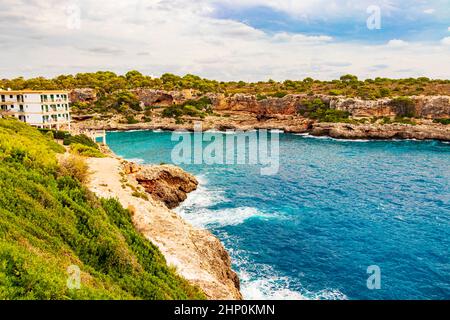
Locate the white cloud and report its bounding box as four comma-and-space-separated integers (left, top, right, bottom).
271, 32, 333, 43
423, 8, 435, 14
387, 39, 409, 48
441, 37, 450, 45
0, 0, 449, 81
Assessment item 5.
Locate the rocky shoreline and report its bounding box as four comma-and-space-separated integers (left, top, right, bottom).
70, 88, 450, 141
73, 112, 450, 142
86, 151, 242, 300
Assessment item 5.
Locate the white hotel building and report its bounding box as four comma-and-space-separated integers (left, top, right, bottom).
0, 90, 71, 129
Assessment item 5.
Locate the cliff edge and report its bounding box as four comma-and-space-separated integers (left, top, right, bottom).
86, 156, 242, 300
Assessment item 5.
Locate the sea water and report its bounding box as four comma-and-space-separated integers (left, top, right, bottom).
105, 130, 450, 300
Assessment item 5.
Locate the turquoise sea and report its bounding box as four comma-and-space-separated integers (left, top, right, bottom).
105, 130, 450, 300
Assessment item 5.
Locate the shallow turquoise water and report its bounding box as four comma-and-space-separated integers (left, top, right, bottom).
105, 130, 450, 300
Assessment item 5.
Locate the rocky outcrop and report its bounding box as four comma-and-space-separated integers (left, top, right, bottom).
70, 88, 97, 103
413, 96, 450, 119
87, 157, 242, 300
311, 122, 450, 141
124, 162, 198, 209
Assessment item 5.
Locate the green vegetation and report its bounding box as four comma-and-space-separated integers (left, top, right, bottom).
162, 97, 213, 119
38, 129, 71, 140
2, 71, 449, 99
70, 143, 105, 158
380, 116, 417, 125
433, 118, 450, 125
0, 119, 205, 300
63, 134, 99, 149
297, 98, 351, 123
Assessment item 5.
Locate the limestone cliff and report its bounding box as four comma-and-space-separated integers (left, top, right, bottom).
69, 88, 450, 120
210, 93, 450, 119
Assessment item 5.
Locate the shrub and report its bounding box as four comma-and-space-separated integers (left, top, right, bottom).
269, 91, 287, 98
38, 129, 70, 140
433, 118, 450, 125
58, 154, 90, 182
70, 143, 105, 158
64, 134, 98, 149
256, 94, 267, 101
298, 99, 351, 122
328, 89, 343, 96
125, 115, 139, 124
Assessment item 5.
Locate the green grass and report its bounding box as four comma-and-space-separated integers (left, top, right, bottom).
0, 119, 205, 300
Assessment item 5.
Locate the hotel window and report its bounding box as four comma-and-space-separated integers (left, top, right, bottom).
1, 95, 5, 102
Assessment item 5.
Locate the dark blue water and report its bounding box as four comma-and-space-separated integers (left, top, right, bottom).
105, 130, 450, 300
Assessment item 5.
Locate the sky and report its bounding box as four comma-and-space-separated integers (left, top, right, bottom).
0, 0, 449, 81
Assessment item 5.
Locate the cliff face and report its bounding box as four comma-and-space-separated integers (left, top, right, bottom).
87, 157, 242, 300
211, 94, 450, 119
70, 88, 97, 103
69, 88, 450, 120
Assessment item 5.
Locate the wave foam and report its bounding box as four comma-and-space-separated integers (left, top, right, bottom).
238, 268, 347, 301
294, 133, 370, 142
178, 206, 262, 228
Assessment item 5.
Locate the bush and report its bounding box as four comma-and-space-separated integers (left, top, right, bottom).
125, 115, 139, 124
269, 91, 287, 98
433, 118, 450, 125
58, 154, 90, 182
64, 134, 98, 149
298, 99, 351, 122
70, 143, 105, 158
256, 94, 267, 101
38, 129, 70, 140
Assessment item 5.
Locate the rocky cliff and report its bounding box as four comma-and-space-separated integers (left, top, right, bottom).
87, 157, 242, 300
210, 93, 450, 119
123, 162, 198, 209
69, 88, 450, 120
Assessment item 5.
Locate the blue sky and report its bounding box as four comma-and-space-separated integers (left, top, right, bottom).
211, 0, 450, 43
0, 0, 449, 81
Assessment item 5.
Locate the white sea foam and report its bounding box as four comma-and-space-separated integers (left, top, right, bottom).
238, 267, 347, 301
294, 133, 370, 142
175, 175, 263, 227
178, 206, 262, 228
152, 129, 164, 132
